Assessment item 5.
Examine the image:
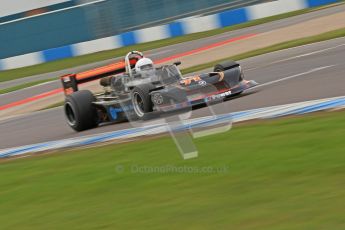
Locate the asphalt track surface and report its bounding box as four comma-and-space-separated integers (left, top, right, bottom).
1, 36, 345, 149
1, 3, 345, 106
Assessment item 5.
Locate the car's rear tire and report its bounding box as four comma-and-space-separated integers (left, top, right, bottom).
213, 60, 239, 72
64, 90, 98, 131
130, 84, 154, 120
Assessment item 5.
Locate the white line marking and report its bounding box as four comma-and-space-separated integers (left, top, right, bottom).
270, 44, 345, 64
253, 65, 335, 88
244, 37, 345, 67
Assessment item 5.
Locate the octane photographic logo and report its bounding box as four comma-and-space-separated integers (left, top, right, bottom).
115, 164, 230, 174
121, 71, 232, 160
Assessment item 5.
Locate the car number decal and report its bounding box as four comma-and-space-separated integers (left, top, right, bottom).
180, 76, 202, 85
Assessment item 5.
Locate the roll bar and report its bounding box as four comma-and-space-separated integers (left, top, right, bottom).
125, 51, 144, 78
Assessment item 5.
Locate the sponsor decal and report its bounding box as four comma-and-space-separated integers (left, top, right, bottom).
109, 107, 118, 120
62, 76, 71, 83
108, 105, 133, 120
205, 90, 231, 102
180, 76, 202, 85
198, 80, 207, 86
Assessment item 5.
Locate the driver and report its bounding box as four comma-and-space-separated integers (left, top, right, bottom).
134, 57, 155, 78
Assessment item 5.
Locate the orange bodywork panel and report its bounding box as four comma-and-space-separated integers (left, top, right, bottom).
75, 60, 127, 81
60, 58, 138, 95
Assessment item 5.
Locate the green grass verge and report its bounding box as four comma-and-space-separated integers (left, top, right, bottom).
0, 78, 56, 95
1, 110, 345, 229
182, 27, 345, 74
0, 4, 337, 83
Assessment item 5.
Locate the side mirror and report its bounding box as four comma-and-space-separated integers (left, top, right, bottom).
174, 61, 181, 66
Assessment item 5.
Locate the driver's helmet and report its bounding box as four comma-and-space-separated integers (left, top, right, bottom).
134, 57, 155, 77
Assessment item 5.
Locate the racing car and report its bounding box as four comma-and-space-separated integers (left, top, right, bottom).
61, 51, 258, 131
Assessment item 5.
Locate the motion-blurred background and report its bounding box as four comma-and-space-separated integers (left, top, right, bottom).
0, 0, 269, 60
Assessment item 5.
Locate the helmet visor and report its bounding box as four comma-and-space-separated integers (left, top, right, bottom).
140, 64, 154, 71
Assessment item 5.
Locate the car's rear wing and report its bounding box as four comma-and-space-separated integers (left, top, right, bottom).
60, 58, 138, 95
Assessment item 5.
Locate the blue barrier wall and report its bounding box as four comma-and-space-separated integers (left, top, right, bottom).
0, 8, 92, 59
0, 0, 261, 59
306, 0, 338, 7
105, 0, 247, 33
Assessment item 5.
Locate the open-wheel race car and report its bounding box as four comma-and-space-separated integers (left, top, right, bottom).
61, 51, 258, 131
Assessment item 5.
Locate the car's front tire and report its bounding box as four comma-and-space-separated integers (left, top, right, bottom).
214, 60, 243, 97
130, 84, 154, 120
213, 60, 239, 72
